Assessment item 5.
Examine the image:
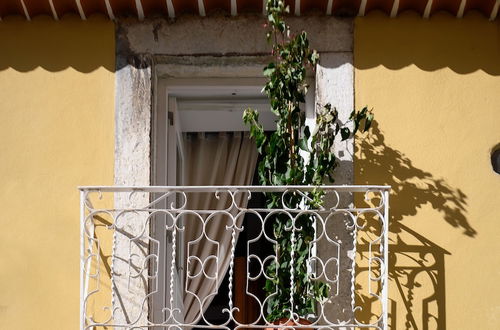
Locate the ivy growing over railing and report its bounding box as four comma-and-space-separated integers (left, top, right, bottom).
243, 0, 373, 322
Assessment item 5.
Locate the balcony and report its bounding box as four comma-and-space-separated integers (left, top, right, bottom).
80, 185, 390, 329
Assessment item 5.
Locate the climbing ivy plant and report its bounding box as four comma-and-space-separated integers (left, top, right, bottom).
243, 0, 373, 322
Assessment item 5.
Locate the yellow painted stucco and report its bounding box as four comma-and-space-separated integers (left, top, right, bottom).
355, 11, 500, 329
0, 15, 114, 329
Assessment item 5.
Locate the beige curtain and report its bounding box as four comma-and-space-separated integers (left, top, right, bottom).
182, 132, 258, 324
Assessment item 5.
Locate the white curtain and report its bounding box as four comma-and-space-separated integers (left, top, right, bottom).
182, 132, 257, 324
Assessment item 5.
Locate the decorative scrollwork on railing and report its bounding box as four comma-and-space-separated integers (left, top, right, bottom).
79, 185, 390, 330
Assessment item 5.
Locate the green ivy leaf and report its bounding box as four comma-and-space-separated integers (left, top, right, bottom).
365, 113, 374, 131
341, 127, 350, 141
263, 63, 276, 77
298, 138, 309, 152
303, 125, 310, 138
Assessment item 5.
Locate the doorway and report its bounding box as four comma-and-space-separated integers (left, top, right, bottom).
151, 78, 275, 327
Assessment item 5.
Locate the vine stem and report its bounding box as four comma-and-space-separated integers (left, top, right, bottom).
288, 101, 296, 177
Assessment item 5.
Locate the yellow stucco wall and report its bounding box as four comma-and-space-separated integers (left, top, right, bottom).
0, 15, 114, 329
355, 12, 500, 329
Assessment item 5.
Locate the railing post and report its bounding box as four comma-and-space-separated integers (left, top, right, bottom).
382, 190, 390, 330
79, 190, 85, 330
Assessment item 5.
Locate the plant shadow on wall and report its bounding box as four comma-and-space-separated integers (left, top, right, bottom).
354, 121, 476, 330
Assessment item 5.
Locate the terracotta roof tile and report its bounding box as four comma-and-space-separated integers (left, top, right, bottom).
0, 0, 498, 20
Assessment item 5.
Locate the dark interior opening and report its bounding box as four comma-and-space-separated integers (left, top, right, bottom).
195, 154, 273, 328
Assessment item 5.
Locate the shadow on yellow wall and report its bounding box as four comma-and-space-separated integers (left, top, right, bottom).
355, 122, 471, 329
0, 14, 114, 73
359, 122, 475, 237
355, 11, 500, 76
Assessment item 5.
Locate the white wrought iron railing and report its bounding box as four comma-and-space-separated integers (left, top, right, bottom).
80, 185, 390, 329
